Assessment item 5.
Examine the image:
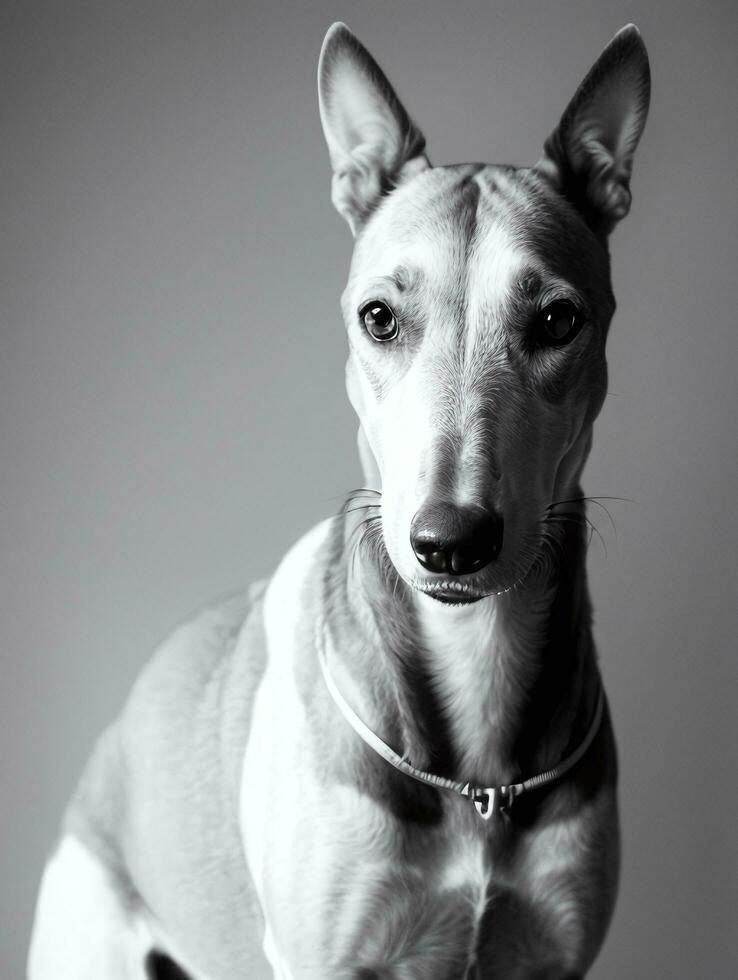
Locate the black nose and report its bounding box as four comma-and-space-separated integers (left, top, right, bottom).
409, 503, 504, 576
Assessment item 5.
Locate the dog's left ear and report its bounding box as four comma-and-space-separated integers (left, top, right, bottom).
535, 25, 650, 235
318, 23, 429, 234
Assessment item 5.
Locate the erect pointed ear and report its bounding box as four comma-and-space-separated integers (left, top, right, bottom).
535, 25, 650, 236
318, 23, 430, 234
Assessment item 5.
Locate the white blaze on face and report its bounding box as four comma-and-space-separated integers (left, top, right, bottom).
342, 164, 608, 592
344, 168, 535, 583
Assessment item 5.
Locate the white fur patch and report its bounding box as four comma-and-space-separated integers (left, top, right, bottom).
28, 836, 151, 979
238, 519, 332, 972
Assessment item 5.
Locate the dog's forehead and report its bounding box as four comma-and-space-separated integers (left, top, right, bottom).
350, 164, 610, 305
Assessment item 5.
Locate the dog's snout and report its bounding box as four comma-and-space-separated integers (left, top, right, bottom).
410, 503, 503, 576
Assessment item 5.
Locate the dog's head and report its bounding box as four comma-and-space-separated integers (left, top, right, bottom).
318, 24, 649, 602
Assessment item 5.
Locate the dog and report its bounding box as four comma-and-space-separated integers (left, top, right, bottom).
28, 21, 650, 980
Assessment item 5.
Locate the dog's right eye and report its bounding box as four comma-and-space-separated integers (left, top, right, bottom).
359, 301, 398, 342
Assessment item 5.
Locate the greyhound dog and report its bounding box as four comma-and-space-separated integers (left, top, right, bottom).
28, 22, 650, 980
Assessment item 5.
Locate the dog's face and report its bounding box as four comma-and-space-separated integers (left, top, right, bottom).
342, 164, 614, 597
319, 24, 649, 600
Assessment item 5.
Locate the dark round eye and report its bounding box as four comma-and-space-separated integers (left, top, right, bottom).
359, 301, 398, 342
535, 300, 583, 347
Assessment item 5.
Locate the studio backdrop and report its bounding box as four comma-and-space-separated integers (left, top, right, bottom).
1, 1, 736, 977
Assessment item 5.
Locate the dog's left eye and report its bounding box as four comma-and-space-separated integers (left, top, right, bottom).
360, 301, 398, 342
535, 301, 583, 347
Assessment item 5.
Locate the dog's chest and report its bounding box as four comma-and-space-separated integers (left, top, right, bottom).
241, 527, 501, 976
282, 783, 495, 978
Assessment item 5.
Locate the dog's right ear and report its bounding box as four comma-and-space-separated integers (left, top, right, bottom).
318, 23, 429, 234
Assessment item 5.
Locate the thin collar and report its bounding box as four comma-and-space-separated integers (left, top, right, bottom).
317, 622, 604, 821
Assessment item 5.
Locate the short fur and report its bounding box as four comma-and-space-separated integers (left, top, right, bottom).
28, 22, 650, 980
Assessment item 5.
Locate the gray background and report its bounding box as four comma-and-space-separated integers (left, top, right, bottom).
2, 1, 736, 976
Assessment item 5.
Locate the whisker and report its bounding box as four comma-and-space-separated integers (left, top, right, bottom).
328, 487, 382, 503
348, 514, 380, 543
545, 510, 588, 526
544, 510, 606, 556
580, 495, 632, 504
547, 495, 624, 547
547, 495, 630, 537
346, 513, 383, 583
580, 500, 617, 538
342, 503, 381, 516
547, 494, 632, 508
342, 488, 382, 510
584, 517, 606, 555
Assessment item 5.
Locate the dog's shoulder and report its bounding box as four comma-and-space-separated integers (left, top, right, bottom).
60, 519, 339, 972
63, 588, 260, 851
120, 588, 263, 755
62, 587, 271, 972
65, 513, 339, 859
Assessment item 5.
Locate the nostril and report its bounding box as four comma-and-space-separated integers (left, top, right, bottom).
450, 544, 485, 575
410, 504, 503, 576
411, 537, 450, 574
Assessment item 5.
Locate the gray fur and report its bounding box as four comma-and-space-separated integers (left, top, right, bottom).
64, 588, 270, 978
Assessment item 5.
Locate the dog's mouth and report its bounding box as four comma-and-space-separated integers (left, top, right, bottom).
413, 581, 487, 605
409, 557, 538, 606
426, 592, 483, 606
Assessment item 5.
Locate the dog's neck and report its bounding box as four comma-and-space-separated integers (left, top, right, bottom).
412, 586, 555, 785
328, 508, 599, 791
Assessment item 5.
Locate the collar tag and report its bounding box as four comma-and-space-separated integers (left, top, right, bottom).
462, 782, 524, 820
462, 783, 499, 821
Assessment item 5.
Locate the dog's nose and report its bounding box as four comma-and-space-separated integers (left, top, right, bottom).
409, 503, 503, 576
